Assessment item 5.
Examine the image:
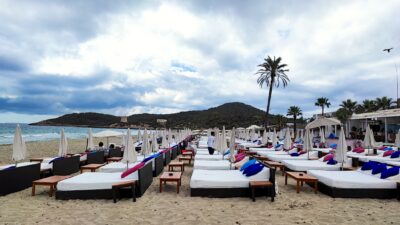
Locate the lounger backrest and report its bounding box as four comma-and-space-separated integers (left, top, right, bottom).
87, 151, 105, 164
0, 163, 40, 196
153, 154, 164, 177
137, 161, 153, 197
108, 148, 123, 158
53, 156, 80, 175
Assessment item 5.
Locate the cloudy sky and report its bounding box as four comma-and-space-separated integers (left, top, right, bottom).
0, 0, 399, 123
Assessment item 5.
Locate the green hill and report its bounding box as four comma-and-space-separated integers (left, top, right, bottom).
31, 102, 301, 129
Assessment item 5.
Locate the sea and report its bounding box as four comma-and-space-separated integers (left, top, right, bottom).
0, 123, 138, 145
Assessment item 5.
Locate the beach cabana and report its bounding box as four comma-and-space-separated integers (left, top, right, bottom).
93, 130, 123, 147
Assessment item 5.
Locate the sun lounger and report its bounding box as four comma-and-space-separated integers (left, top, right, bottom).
266, 151, 319, 162
194, 155, 227, 161
99, 153, 164, 177
0, 162, 41, 196
190, 162, 275, 198
56, 162, 153, 200
193, 160, 232, 170
282, 158, 352, 172
307, 170, 400, 199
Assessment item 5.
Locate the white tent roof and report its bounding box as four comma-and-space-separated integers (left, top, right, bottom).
247, 125, 261, 130
305, 117, 341, 129
93, 130, 124, 137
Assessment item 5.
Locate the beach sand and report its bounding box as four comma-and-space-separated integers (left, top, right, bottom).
0, 139, 398, 225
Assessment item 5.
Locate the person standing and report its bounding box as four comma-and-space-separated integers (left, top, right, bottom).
207, 131, 216, 155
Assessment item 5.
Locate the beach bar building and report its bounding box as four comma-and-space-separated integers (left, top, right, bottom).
350, 108, 400, 144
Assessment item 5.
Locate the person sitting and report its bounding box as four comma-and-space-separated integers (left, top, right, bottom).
109, 144, 115, 149
98, 142, 104, 150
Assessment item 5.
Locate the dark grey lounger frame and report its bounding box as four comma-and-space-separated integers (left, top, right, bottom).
52, 156, 80, 176
0, 163, 41, 196
55, 161, 153, 200
164, 150, 171, 166
191, 162, 276, 198
171, 147, 177, 160
153, 154, 164, 177
316, 181, 400, 199
86, 151, 105, 164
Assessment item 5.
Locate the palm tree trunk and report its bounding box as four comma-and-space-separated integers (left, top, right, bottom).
265, 83, 274, 128
293, 116, 297, 135
322, 106, 324, 116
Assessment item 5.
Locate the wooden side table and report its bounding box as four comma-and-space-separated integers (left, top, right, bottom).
178, 156, 192, 165
182, 152, 193, 159
112, 180, 136, 203
168, 162, 185, 172
80, 163, 105, 173
32, 175, 72, 197
159, 172, 182, 193
249, 181, 274, 202
263, 160, 285, 176
285, 172, 318, 194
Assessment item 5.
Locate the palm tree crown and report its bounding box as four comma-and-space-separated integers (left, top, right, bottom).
375, 96, 393, 110
287, 106, 302, 134
256, 56, 289, 127
315, 97, 331, 116
340, 99, 357, 114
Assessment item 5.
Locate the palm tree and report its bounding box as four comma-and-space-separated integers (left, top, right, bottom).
275, 114, 287, 130
362, 99, 376, 112
339, 99, 357, 138
256, 56, 289, 127
375, 96, 393, 110
340, 99, 357, 114
315, 97, 331, 116
287, 106, 302, 134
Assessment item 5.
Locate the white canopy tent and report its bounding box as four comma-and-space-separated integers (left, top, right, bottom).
93, 130, 124, 147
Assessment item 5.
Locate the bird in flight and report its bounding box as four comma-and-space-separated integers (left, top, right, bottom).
383, 48, 393, 53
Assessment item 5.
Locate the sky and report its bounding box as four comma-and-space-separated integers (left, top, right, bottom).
0, 0, 400, 123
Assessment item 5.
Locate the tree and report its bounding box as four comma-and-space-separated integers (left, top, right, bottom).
256, 56, 289, 127
315, 97, 331, 116
287, 106, 302, 134
375, 96, 393, 110
361, 99, 376, 112
275, 114, 287, 130
340, 99, 357, 114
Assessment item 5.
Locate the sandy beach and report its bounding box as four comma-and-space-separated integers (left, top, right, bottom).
0, 139, 398, 225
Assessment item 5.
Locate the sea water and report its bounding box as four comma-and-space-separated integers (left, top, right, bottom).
0, 123, 138, 145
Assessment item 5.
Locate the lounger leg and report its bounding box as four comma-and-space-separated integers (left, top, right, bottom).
251, 187, 255, 202
112, 187, 117, 203
285, 173, 288, 185
32, 184, 36, 196
159, 179, 163, 193
177, 181, 179, 194
314, 182, 318, 194
49, 185, 53, 197
296, 181, 300, 193
132, 184, 136, 202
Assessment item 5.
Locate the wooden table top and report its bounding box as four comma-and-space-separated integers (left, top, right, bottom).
286, 172, 317, 181
30, 157, 44, 162
169, 162, 184, 166
112, 180, 136, 188
179, 156, 192, 159
263, 160, 283, 166
81, 163, 104, 169
33, 175, 72, 185
160, 172, 182, 180
182, 152, 193, 155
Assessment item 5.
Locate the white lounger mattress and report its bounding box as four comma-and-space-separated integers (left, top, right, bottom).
0, 162, 38, 170
99, 161, 142, 173
267, 151, 318, 162
190, 169, 269, 188
57, 172, 137, 191
307, 170, 397, 189
193, 160, 231, 170
282, 160, 343, 171
195, 155, 226, 161
312, 148, 332, 153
